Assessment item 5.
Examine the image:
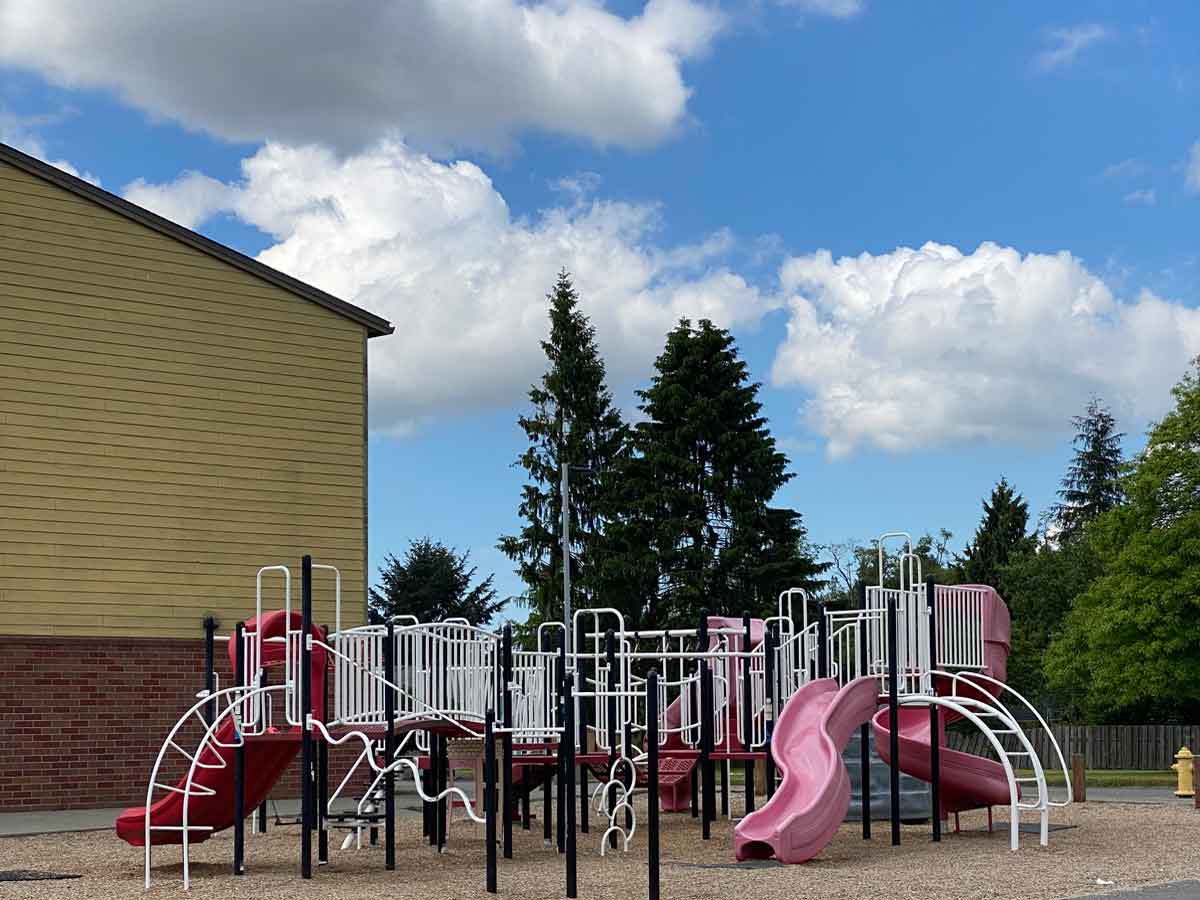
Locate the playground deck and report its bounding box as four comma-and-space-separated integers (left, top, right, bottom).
4, 800, 1195, 900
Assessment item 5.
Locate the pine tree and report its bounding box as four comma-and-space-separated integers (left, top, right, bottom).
601, 319, 824, 625
498, 272, 626, 626
368, 538, 502, 625
1051, 398, 1125, 541
959, 478, 1035, 589
1046, 360, 1200, 720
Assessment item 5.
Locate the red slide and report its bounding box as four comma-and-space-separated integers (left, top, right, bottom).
733, 676, 879, 863
116, 611, 326, 846
872, 584, 1014, 818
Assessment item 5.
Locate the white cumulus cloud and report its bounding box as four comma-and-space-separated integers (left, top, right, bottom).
125, 141, 777, 433
771, 241, 1200, 458
0, 0, 724, 153
1034, 23, 1110, 72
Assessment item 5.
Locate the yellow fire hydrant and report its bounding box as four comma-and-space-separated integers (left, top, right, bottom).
1172, 746, 1194, 797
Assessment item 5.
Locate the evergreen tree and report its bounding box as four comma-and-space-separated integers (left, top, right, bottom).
1050, 398, 1125, 541
959, 478, 1035, 588
368, 538, 502, 625
498, 272, 626, 627
1046, 360, 1200, 721
601, 319, 824, 625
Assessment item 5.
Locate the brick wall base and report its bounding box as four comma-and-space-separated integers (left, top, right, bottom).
0, 635, 374, 812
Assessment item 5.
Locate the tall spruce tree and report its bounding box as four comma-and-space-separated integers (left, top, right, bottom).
959, 478, 1035, 588
498, 272, 625, 626
368, 538, 502, 625
600, 319, 824, 625
1050, 398, 1124, 541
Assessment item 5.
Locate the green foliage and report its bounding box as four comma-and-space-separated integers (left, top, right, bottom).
498, 272, 626, 624
598, 319, 825, 626
1050, 398, 1125, 542
368, 538, 502, 626
1046, 361, 1200, 722
959, 478, 1036, 588
998, 539, 1101, 709
819, 530, 959, 608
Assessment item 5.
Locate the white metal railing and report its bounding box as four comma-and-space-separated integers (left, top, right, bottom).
327, 622, 499, 731
934, 585, 988, 671
145, 543, 1061, 889
933, 669, 1072, 806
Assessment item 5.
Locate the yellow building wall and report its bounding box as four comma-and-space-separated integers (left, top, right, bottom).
0, 159, 368, 637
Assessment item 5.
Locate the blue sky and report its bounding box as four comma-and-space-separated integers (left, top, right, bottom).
3, 1, 1198, 614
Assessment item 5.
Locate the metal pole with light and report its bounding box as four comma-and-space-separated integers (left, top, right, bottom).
562, 457, 571, 653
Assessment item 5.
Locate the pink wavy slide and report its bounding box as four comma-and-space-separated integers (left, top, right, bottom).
735, 585, 1016, 863
733, 676, 879, 864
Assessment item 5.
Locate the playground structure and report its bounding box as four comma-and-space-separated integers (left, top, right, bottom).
117, 533, 1073, 893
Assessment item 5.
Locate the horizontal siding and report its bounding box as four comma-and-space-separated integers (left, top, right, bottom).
0, 159, 369, 637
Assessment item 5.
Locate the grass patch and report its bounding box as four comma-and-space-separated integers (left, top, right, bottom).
1016, 768, 1175, 788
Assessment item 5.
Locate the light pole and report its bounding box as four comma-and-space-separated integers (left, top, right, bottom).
560, 455, 597, 655
561, 458, 572, 653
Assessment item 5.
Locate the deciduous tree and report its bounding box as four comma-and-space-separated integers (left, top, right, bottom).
1046, 361, 1200, 721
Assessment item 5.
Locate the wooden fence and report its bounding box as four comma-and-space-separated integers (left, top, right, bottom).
946, 722, 1199, 770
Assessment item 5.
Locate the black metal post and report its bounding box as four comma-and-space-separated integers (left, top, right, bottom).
605, 629, 617, 850
437, 733, 448, 852
576, 616, 589, 835
817, 601, 829, 680
647, 669, 661, 900
427, 763, 436, 844
691, 613, 707, 822
437, 632, 450, 852
300, 554, 314, 879
429, 734, 440, 849
556, 635, 566, 854
543, 762, 553, 846
690, 761, 699, 818
887, 591, 900, 847
485, 708, 497, 894
233, 621, 245, 875
742, 613, 755, 814
203, 616, 217, 727
579, 758, 589, 835
564, 674, 577, 899
858, 582, 871, 840
257, 663, 269, 834
700, 660, 714, 840
502, 624, 514, 860
319, 623, 332, 864
926, 575, 941, 843
385, 622, 396, 869
764, 623, 777, 799
317, 736, 329, 865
